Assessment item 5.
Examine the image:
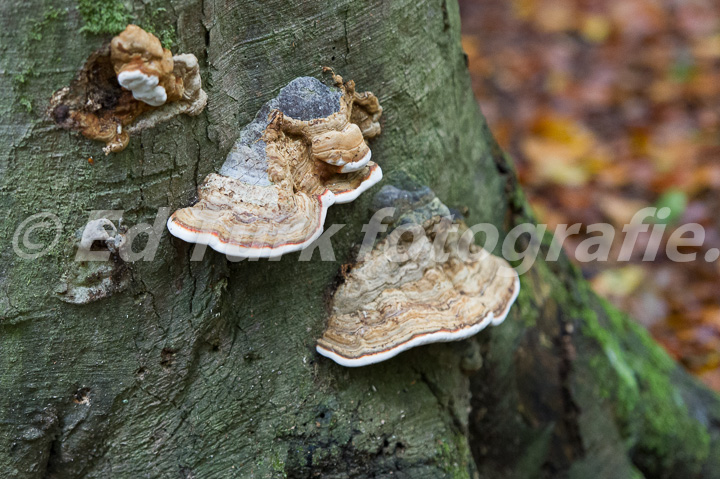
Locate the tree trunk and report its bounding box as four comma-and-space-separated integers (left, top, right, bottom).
2, 0, 719, 478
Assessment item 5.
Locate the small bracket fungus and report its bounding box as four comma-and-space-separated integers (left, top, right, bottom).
49, 25, 207, 154
316, 186, 520, 367
167, 71, 383, 258
56, 219, 129, 304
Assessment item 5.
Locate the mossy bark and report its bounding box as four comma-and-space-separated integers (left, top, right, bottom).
1, 0, 719, 478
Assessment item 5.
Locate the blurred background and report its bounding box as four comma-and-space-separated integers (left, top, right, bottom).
459, 0, 720, 390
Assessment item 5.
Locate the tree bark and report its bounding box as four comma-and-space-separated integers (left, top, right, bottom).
1, 0, 719, 478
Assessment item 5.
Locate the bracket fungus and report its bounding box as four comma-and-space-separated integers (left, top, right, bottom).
316, 186, 520, 367
56, 219, 129, 304
49, 24, 207, 154
167, 71, 383, 258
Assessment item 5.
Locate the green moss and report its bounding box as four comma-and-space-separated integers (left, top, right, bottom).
138, 7, 177, 49
629, 466, 646, 479
13, 68, 31, 86
12, 65, 37, 114
270, 452, 287, 477
578, 286, 711, 473
18, 97, 32, 113
436, 435, 472, 479
146, 25, 176, 49
75, 0, 177, 48
76, 0, 131, 35
578, 303, 640, 422
533, 249, 715, 473
514, 279, 536, 327
9, 6, 66, 115
28, 6, 65, 42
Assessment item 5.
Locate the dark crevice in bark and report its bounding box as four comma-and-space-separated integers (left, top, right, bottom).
538, 307, 586, 476
416, 369, 467, 436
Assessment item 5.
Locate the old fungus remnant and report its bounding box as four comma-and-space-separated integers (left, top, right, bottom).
56, 218, 130, 304
49, 24, 207, 154
316, 186, 520, 367
167, 71, 383, 258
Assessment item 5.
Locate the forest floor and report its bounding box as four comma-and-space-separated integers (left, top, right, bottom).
460, 0, 720, 390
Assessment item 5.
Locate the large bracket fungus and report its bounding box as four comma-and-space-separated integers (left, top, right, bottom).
49, 25, 207, 154
167, 71, 383, 258
316, 186, 520, 367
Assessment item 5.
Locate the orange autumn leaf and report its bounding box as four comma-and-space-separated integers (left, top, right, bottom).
521, 115, 612, 186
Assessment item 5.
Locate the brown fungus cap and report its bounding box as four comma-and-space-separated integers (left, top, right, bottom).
110, 24, 183, 105
49, 25, 206, 154
167, 73, 383, 258
316, 191, 520, 367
